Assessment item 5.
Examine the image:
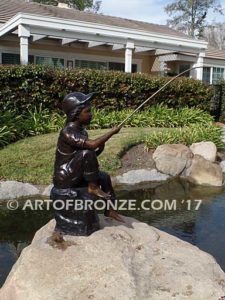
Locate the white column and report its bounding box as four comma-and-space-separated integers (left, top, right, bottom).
18, 25, 30, 65
191, 51, 205, 81
210, 66, 213, 84
125, 42, 134, 73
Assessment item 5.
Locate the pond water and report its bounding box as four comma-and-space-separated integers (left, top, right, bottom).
0, 178, 225, 287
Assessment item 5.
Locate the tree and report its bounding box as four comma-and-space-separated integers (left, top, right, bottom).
203, 22, 225, 49
32, 0, 102, 12
164, 0, 223, 38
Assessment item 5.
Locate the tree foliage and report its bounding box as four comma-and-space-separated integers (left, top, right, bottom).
32, 0, 101, 12
164, 0, 223, 38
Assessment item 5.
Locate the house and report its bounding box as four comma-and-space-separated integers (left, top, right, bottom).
159, 46, 225, 84
0, 0, 224, 83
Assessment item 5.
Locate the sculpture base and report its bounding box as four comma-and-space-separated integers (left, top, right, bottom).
50, 186, 100, 236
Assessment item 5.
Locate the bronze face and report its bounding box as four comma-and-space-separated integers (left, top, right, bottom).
77, 105, 92, 126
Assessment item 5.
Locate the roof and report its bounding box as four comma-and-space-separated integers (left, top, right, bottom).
205, 46, 225, 60
0, 0, 195, 40
175, 46, 225, 60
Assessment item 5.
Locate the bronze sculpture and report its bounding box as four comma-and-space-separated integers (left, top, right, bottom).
50, 92, 123, 236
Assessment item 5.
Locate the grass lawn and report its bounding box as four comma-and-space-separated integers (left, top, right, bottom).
0, 127, 166, 185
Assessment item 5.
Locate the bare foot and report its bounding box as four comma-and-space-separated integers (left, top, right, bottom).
88, 183, 111, 200
105, 209, 125, 223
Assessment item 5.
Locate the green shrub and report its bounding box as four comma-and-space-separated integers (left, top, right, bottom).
0, 107, 65, 147
89, 105, 213, 129
0, 65, 213, 114
0, 105, 216, 148
24, 105, 64, 135
0, 110, 24, 146
218, 79, 225, 123
145, 124, 224, 149
0, 126, 16, 147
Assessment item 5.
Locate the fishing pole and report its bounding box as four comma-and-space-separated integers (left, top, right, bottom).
118, 65, 204, 127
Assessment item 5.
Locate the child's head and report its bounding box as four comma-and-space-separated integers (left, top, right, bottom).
62, 92, 96, 124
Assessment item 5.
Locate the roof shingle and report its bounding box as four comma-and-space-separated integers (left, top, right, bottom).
206, 46, 225, 59
0, 0, 194, 40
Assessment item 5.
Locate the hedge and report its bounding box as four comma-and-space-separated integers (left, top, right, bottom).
0, 65, 213, 114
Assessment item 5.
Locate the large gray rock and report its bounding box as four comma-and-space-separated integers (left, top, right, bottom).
220, 161, 225, 173
153, 144, 193, 176
42, 184, 53, 197
190, 141, 217, 162
0, 181, 39, 200
186, 155, 223, 187
116, 169, 170, 185
1, 216, 225, 300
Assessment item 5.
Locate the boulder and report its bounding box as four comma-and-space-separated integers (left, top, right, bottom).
153, 144, 193, 176
185, 155, 223, 187
42, 184, 53, 197
190, 142, 217, 162
116, 169, 170, 185
220, 161, 225, 173
1, 216, 225, 300
0, 181, 39, 200
217, 151, 225, 162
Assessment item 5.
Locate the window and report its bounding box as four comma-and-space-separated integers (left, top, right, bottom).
75, 60, 107, 70
212, 67, 225, 83
109, 62, 124, 71
67, 60, 73, 69
203, 67, 211, 84
179, 64, 190, 77
75, 60, 137, 72
108, 62, 137, 73
2, 53, 34, 65
2, 53, 20, 64
36, 56, 64, 68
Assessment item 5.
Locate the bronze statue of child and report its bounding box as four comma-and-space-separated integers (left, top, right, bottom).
50, 92, 124, 237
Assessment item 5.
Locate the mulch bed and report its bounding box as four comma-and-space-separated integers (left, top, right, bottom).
119, 144, 155, 174
118, 143, 225, 175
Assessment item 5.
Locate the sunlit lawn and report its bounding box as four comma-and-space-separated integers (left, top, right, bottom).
0, 127, 165, 185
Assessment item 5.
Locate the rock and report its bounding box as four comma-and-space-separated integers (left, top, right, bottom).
220, 161, 225, 173
216, 151, 225, 162
1, 216, 225, 300
153, 144, 193, 176
186, 155, 223, 187
0, 181, 39, 200
190, 142, 217, 162
116, 169, 170, 185
42, 184, 53, 197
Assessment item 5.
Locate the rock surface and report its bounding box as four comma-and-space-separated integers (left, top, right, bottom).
116, 169, 170, 185
0, 181, 39, 200
1, 216, 225, 300
185, 155, 223, 186
220, 161, 225, 173
153, 144, 193, 176
42, 184, 53, 197
190, 142, 217, 162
